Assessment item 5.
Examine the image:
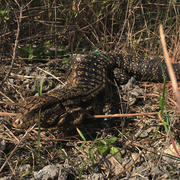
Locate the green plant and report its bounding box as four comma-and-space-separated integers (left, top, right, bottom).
37, 78, 44, 157
95, 137, 121, 157
158, 64, 170, 133
0, 9, 9, 22
77, 128, 121, 165
21, 45, 34, 59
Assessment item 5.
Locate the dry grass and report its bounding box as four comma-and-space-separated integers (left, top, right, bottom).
0, 0, 180, 179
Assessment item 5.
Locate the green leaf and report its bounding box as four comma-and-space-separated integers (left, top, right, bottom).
76, 128, 86, 141
21, 170, 30, 177
104, 137, 117, 144
97, 145, 109, 155
39, 78, 44, 96
110, 147, 121, 157
89, 148, 95, 165
0, 10, 9, 15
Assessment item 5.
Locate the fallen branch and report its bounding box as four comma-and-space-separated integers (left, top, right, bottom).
93, 112, 158, 118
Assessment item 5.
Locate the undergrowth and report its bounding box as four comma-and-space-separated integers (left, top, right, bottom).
0, 0, 180, 179
0, 1, 179, 59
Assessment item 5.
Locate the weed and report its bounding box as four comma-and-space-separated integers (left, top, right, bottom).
77, 128, 121, 163
158, 64, 170, 134
36, 78, 44, 157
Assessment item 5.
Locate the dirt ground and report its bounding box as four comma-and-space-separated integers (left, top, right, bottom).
0, 1, 180, 179
0, 56, 180, 179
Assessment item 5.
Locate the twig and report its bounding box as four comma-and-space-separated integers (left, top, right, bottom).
0, 91, 15, 103
0, 112, 19, 117
159, 24, 180, 110
36, 67, 66, 85
0, 5, 23, 87
0, 125, 36, 173
93, 112, 157, 119
160, 24, 180, 158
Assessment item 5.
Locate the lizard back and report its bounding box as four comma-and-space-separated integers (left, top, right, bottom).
13, 52, 180, 129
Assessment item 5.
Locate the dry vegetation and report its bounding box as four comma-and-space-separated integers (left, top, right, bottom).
0, 0, 180, 179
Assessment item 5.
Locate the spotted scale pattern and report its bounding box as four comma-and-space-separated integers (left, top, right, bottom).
13, 52, 180, 129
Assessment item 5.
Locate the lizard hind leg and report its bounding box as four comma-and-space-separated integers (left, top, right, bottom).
39, 102, 66, 128
57, 106, 93, 127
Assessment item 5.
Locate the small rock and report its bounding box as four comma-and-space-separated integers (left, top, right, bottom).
121, 77, 144, 105
34, 164, 58, 180
121, 77, 137, 90
33, 163, 74, 180
0, 176, 12, 180
57, 164, 74, 180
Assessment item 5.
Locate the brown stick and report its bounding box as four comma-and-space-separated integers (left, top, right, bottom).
0, 125, 36, 173
93, 112, 158, 118
0, 5, 23, 86
0, 112, 19, 116
159, 24, 180, 110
